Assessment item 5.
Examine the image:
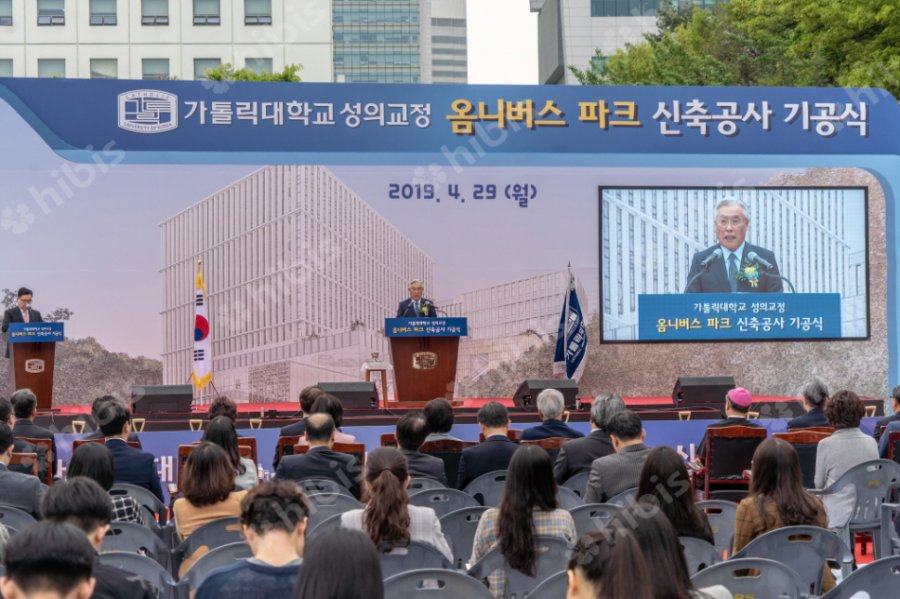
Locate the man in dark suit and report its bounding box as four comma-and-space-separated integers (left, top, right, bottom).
584, 410, 650, 503
10, 388, 57, 478
874, 385, 900, 441
80, 395, 142, 446
275, 413, 361, 498
1, 522, 97, 599
273, 385, 325, 469
396, 279, 437, 318
457, 402, 519, 489
553, 392, 625, 484
98, 399, 164, 502
396, 412, 447, 485
685, 199, 783, 293
696, 387, 762, 462
787, 378, 830, 430
0, 422, 46, 516
521, 389, 584, 441
2, 287, 43, 358
0, 396, 43, 479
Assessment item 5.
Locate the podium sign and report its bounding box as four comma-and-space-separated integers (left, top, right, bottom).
385, 317, 467, 406
7, 322, 63, 411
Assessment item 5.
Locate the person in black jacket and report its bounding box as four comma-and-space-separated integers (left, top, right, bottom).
98, 400, 163, 502
1, 287, 43, 358
275, 413, 361, 498
396, 412, 447, 485
457, 402, 518, 489
40, 477, 155, 599
521, 389, 583, 441
874, 385, 900, 441
10, 388, 57, 478
553, 392, 625, 484
80, 395, 142, 446
396, 279, 436, 318
786, 378, 830, 430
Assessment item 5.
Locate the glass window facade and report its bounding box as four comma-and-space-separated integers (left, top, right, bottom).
142, 58, 170, 79
142, 0, 168, 24
194, 0, 220, 25
591, 0, 720, 17
90, 58, 117, 78
0, 59, 11, 76
244, 0, 271, 24
38, 58, 65, 78
333, 0, 421, 83
194, 58, 221, 79
246, 57, 273, 74
0, 0, 12, 26
38, 0, 65, 25
90, 0, 116, 25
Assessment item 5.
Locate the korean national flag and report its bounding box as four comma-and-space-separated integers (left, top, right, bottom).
553, 278, 587, 381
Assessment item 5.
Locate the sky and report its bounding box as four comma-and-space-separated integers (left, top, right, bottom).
466, 0, 539, 84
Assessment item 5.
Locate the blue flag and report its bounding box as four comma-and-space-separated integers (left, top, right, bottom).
553, 275, 588, 380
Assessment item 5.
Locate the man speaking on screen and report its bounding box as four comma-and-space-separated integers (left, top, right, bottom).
685, 198, 783, 293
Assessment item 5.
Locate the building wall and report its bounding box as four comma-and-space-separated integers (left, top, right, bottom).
429, 0, 467, 84
0, 0, 333, 81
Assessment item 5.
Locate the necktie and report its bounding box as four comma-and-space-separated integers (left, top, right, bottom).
22, 309, 29, 323
728, 254, 739, 292
414, 301, 420, 314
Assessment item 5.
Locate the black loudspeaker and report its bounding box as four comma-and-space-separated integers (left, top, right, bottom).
131, 385, 193, 415
317, 381, 379, 409
512, 379, 578, 408
672, 376, 736, 407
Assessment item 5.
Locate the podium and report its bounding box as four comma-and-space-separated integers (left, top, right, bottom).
7, 322, 63, 411
385, 318, 467, 407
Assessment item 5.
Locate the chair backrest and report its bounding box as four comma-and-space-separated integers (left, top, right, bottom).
378, 540, 454, 580
381, 432, 398, 447
607, 486, 637, 507
705, 426, 768, 499
173, 516, 243, 574
527, 570, 568, 599
72, 438, 142, 452
697, 499, 737, 558
99, 551, 176, 599
274, 434, 301, 466
101, 521, 169, 564
9, 452, 38, 477
462, 470, 507, 507
556, 486, 582, 511
236, 437, 257, 464
409, 489, 481, 519
18, 437, 53, 486
830, 459, 900, 527
773, 431, 829, 489
306, 512, 345, 542
568, 504, 620, 539
690, 557, 803, 599
520, 437, 571, 462
820, 555, 900, 598
383, 568, 494, 598
438, 506, 489, 570
561, 471, 590, 499
110, 483, 166, 524
890, 431, 900, 463
0, 505, 37, 532
679, 537, 721, 574
468, 535, 570, 599
297, 477, 355, 498
408, 478, 447, 492
305, 492, 363, 529
420, 440, 475, 489
179, 542, 252, 591
293, 442, 366, 472
479, 429, 522, 442
791, 426, 834, 434
732, 525, 853, 596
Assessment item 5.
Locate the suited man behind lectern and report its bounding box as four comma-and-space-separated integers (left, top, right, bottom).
396, 278, 437, 318
2, 287, 43, 358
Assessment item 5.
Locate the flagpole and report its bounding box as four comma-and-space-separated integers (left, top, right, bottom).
563, 262, 572, 378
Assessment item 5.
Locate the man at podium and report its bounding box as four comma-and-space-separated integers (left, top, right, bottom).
396, 279, 436, 318
1, 287, 43, 358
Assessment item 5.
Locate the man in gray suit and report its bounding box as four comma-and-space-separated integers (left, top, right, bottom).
583, 410, 650, 504
0, 422, 46, 517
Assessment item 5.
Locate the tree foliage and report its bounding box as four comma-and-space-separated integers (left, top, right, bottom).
570, 0, 900, 98
204, 63, 303, 82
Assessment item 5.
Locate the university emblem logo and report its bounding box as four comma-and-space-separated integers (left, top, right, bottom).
118, 90, 178, 133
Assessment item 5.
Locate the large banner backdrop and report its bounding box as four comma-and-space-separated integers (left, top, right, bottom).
0, 79, 899, 406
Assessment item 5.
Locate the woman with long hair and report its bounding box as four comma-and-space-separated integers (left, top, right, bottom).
294, 528, 383, 599
340, 447, 451, 561
737, 437, 834, 592
68, 442, 144, 525
566, 527, 652, 599
202, 415, 258, 489
637, 446, 713, 543
471, 444, 576, 598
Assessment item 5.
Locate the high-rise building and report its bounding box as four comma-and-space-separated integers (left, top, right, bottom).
160, 165, 433, 402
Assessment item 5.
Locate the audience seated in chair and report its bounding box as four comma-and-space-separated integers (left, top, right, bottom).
340, 447, 452, 562
875, 384, 900, 442
457, 402, 519, 490
553, 392, 625, 484
207, 395, 239, 423
0, 397, 43, 480
203, 416, 258, 490
67, 442, 144, 525
293, 528, 383, 599
10, 389, 57, 479
80, 396, 142, 446
0, 422, 46, 517
275, 413, 361, 499
816, 390, 878, 528
521, 388, 583, 441
41, 477, 154, 599
584, 410, 650, 504
787, 378, 831, 430
195, 480, 309, 599
98, 400, 163, 502
566, 527, 652, 599
696, 387, 762, 463
610, 502, 731, 599
0, 521, 97, 599
308, 394, 356, 444
736, 438, 835, 592
395, 412, 447, 485
273, 385, 324, 469
637, 446, 714, 544
470, 444, 576, 599
423, 398, 464, 443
